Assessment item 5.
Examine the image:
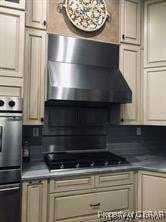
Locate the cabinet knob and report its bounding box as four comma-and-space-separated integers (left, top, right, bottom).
122, 34, 125, 40
121, 118, 124, 123
43, 20, 47, 26
41, 117, 44, 123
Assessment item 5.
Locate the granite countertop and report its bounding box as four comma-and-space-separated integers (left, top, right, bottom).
22, 155, 166, 181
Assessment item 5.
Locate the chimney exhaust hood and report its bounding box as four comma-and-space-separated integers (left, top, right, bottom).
47, 34, 132, 104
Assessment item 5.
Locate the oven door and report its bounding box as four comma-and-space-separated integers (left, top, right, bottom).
0, 113, 22, 168
0, 183, 20, 222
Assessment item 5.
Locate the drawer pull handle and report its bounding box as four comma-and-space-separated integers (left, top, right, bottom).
90, 203, 101, 208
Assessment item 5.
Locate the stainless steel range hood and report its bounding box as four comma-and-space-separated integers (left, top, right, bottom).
47, 34, 132, 103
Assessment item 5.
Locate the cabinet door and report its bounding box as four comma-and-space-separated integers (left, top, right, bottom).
0, 0, 25, 10
142, 175, 166, 211
26, 0, 47, 30
0, 8, 25, 78
138, 172, 166, 222
120, 44, 141, 124
144, 0, 166, 68
22, 180, 47, 222
120, 0, 141, 45
23, 29, 46, 125
144, 67, 166, 125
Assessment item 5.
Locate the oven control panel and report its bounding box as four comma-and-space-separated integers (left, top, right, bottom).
0, 97, 22, 112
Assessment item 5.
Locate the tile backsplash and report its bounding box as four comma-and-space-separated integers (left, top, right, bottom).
107, 126, 166, 157
23, 124, 166, 161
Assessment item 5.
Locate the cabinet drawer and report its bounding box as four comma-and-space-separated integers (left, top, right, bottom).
49, 185, 133, 221
49, 176, 95, 193
95, 172, 134, 188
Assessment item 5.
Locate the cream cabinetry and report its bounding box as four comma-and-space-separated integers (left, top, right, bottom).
26, 0, 47, 30
0, 76, 23, 97
0, 7, 25, 97
0, 7, 25, 78
143, 0, 166, 125
49, 185, 133, 222
120, 44, 142, 124
120, 0, 141, 45
138, 171, 166, 221
144, 0, 166, 68
23, 28, 46, 125
0, 0, 25, 10
48, 172, 134, 222
22, 180, 47, 222
24, 0, 48, 125
144, 67, 166, 125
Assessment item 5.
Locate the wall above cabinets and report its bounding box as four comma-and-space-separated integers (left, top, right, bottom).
47, 0, 120, 44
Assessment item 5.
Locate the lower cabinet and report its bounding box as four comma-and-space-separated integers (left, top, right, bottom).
48, 185, 133, 222
138, 171, 166, 222
138, 171, 166, 211
48, 172, 134, 222
22, 172, 134, 222
22, 180, 47, 222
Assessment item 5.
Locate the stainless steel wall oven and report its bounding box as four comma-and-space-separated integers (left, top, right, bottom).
0, 97, 22, 222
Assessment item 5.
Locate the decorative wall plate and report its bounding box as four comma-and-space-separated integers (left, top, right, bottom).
59, 0, 110, 32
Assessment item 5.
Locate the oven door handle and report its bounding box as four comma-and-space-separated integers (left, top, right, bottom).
0, 186, 20, 192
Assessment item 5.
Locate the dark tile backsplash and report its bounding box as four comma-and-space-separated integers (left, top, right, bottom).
107, 125, 166, 157
23, 106, 166, 161
23, 124, 166, 161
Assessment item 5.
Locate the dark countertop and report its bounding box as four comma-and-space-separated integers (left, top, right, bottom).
22, 155, 166, 181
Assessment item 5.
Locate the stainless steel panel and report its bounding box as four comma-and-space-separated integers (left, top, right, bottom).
0, 169, 21, 185
0, 97, 22, 112
0, 184, 20, 222
48, 34, 118, 68
47, 34, 132, 103
0, 115, 22, 168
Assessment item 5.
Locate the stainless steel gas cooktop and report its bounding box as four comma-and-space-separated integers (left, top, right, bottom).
44, 151, 129, 171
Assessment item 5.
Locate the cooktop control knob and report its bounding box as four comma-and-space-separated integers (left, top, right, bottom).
90, 161, 95, 167
8, 100, 15, 107
76, 163, 80, 168
0, 100, 4, 107
105, 161, 109, 166
60, 164, 64, 169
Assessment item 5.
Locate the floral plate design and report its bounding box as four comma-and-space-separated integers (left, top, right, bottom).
63, 0, 108, 32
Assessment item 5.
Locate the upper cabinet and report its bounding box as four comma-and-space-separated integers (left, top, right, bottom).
120, 0, 141, 45
0, 7, 25, 78
23, 0, 48, 125
22, 180, 47, 222
144, 0, 166, 68
144, 67, 166, 125
0, 7, 24, 97
23, 28, 46, 125
0, 0, 25, 10
143, 0, 166, 125
26, 0, 47, 30
120, 44, 141, 124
